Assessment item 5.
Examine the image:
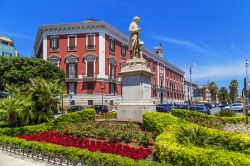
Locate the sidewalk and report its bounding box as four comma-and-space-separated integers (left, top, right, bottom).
0, 150, 52, 166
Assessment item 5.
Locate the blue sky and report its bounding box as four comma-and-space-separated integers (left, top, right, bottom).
1, 0, 250, 91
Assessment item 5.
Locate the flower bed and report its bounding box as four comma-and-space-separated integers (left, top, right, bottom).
57, 120, 156, 147
17, 131, 152, 160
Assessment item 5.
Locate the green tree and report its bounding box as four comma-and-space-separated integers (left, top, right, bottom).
208, 81, 218, 103
229, 80, 238, 103
0, 96, 33, 127
28, 78, 64, 123
217, 87, 229, 104
0, 56, 65, 91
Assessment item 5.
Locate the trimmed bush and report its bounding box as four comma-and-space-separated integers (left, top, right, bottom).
171, 109, 224, 129
0, 122, 53, 136
53, 108, 96, 126
223, 116, 246, 124
156, 126, 250, 165
172, 109, 246, 125
142, 112, 185, 134
0, 135, 161, 166
215, 110, 236, 117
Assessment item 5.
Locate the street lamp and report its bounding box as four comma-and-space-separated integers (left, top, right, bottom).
185, 62, 196, 109
245, 59, 249, 125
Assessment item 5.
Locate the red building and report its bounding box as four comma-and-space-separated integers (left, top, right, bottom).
34, 20, 185, 106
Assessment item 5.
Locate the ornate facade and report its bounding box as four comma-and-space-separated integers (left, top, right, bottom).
34, 20, 185, 106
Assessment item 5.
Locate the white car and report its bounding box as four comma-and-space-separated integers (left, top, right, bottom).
223, 103, 243, 111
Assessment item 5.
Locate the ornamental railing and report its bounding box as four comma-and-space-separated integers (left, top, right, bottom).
0, 142, 98, 166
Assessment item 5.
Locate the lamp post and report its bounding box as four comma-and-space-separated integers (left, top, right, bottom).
245, 59, 249, 125
185, 62, 196, 109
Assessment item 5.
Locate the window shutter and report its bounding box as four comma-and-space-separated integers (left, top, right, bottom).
75, 63, 78, 77
50, 38, 53, 48
66, 63, 69, 77
69, 36, 75, 47
56, 37, 59, 48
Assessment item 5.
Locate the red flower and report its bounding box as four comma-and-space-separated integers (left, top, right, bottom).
17, 131, 152, 160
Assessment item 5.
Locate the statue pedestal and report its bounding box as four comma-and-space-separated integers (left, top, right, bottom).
117, 59, 156, 122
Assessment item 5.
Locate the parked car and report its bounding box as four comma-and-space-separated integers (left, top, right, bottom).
0, 92, 9, 98
189, 106, 211, 115
156, 104, 171, 112
67, 105, 84, 113
91, 105, 109, 114
176, 104, 187, 109
223, 103, 243, 111
219, 104, 229, 108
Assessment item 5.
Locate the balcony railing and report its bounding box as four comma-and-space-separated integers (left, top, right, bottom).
67, 46, 77, 51
49, 47, 59, 52
85, 45, 96, 50
82, 74, 97, 81
65, 75, 78, 82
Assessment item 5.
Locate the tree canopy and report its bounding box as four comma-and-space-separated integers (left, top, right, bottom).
229, 80, 238, 103
208, 81, 218, 103
0, 56, 65, 91
218, 87, 229, 104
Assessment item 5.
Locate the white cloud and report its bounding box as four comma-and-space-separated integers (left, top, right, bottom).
153, 35, 206, 52
191, 61, 245, 80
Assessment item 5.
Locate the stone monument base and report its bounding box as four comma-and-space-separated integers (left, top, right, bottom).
117, 102, 156, 122
117, 58, 156, 122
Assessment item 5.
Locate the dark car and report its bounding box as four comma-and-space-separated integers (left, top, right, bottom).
156, 104, 171, 112
189, 106, 211, 115
67, 105, 84, 113
91, 105, 109, 114
0, 92, 9, 98
176, 104, 187, 109
204, 103, 213, 109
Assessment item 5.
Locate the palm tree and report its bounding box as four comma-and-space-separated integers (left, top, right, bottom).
209, 81, 218, 104
28, 78, 64, 123
0, 96, 33, 127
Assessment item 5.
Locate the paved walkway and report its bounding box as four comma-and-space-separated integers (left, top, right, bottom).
0, 150, 52, 166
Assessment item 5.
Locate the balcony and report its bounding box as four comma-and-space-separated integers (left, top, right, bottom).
82, 73, 97, 82
85, 45, 96, 50
0, 44, 16, 56
65, 75, 78, 82
49, 47, 59, 52
67, 46, 77, 52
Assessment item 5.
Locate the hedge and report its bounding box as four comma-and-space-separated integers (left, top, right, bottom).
142, 112, 186, 134
172, 109, 246, 124
53, 108, 96, 126
0, 122, 53, 136
155, 125, 250, 165
0, 135, 162, 166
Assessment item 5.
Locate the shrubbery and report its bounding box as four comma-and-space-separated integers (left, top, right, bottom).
215, 109, 236, 117
53, 108, 96, 126
142, 112, 184, 134
172, 109, 246, 126
143, 111, 250, 165
0, 122, 53, 136
156, 126, 250, 165
0, 135, 160, 166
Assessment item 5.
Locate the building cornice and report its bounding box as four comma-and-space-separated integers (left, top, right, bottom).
34, 20, 184, 75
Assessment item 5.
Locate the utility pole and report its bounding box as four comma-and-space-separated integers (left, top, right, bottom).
185, 62, 196, 109
245, 59, 249, 125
